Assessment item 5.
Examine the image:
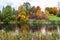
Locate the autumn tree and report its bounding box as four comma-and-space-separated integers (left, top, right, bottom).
44, 10, 49, 19
29, 6, 36, 19
18, 5, 30, 32
45, 7, 58, 16
51, 7, 58, 15
18, 5, 28, 21
36, 6, 42, 19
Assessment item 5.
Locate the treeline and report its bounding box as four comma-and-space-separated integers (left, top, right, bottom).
0, 2, 58, 22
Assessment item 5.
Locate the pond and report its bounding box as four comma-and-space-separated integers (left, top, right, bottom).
0, 20, 60, 33
0, 21, 60, 40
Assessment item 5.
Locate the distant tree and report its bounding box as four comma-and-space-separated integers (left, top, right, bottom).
58, 9, 60, 17
23, 2, 31, 14
13, 8, 18, 15
30, 6, 36, 13
13, 8, 16, 14
0, 11, 1, 21
0, 11, 3, 30
23, 2, 31, 10
44, 10, 49, 19
45, 7, 50, 11
11, 8, 18, 21
29, 6, 36, 19
45, 7, 58, 16
36, 6, 41, 10
45, 7, 53, 14
0, 11, 1, 14
51, 7, 58, 15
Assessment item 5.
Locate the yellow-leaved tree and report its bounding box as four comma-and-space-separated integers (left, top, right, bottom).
17, 5, 28, 21
17, 5, 29, 32
45, 7, 58, 16
45, 10, 50, 19
51, 7, 58, 15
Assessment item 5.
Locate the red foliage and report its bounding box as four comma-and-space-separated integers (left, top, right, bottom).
36, 6, 41, 10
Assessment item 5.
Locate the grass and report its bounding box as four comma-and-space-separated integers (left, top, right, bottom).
48, 15, 60, 21
0, 30, 60, 40
28, 15, 60, 21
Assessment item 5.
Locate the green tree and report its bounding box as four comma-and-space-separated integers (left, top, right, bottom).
1, 5, 13, 22
0, 11, 1, 21
1, 5, 17, 32
45, 7, 50, 11
23, 2, 31, 14
23, 2, 31, 10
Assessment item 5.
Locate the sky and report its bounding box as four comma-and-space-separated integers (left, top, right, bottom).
0, 0, 58, 11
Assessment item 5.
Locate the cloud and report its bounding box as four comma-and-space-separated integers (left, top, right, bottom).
0, 0, 28, 10
29, 0, 58, 11
0, 0, 58, 11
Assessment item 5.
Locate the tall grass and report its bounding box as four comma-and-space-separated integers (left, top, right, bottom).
0, 30, 60, 40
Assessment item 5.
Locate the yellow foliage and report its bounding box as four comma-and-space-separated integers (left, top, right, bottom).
36, 10, 42, 18
21, 15, 26, 20
51, 7, 58, 15
19, 14, 28, 20
18, 5, 26, 13
51, 7, 58, 11
17, 5, 28, 20
45, 10, 50, 16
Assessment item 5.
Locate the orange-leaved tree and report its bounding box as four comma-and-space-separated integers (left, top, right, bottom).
36, 6, 43, 19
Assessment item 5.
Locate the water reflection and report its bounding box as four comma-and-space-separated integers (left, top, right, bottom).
0, 21, 60, 33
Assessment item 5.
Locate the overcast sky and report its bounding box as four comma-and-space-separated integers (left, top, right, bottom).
0, 0, 58, 11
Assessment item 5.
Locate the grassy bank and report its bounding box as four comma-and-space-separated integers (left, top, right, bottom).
49, 15, 60, 21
